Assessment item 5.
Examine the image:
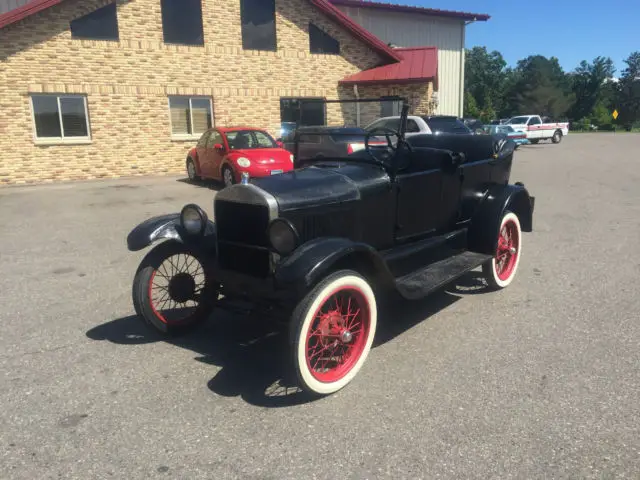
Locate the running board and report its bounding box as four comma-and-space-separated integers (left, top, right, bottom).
395, 251, 493, 300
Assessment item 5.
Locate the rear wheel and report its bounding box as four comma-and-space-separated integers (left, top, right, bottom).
132, 241, 217, 335
186, 157, 199, 181
290, 270, 377, 395
482, 211, 522, 289
552, 130, 563, 144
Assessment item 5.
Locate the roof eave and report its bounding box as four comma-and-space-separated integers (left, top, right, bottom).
310, 0, 403, 62
340, 77, 435, 86
328, 0, 490, 22
0, 0, 64, 29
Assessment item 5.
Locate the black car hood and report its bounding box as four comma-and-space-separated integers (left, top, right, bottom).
251, 165, 359, 211
251, 162, 388, 212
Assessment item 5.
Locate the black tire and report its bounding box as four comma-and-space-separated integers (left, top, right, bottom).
221, 165, 236, 188
132, 241, 217, 336
186, 157, 200, 181
530, 139, 540, 145
481, 211, 522, 290
552, 130, 563, 144
289, 269, 378, 396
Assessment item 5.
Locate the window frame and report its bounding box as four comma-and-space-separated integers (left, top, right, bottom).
29, 94, 92, 145
240, 0, 277, 52
70, 2, 119, 41
160, 0, 205, 46
168, 96, 214, 141
309, 22, 340, 55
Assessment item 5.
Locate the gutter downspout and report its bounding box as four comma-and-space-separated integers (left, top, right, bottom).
460, 18, 476, 117
353, 84, 360, 126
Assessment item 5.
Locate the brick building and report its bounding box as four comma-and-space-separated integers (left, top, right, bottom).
0, 0, 487, 184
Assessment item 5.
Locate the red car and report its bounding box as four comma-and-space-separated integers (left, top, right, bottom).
186, 127, 294, 187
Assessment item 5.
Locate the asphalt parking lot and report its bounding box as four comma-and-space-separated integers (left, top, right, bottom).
1, 133, 639, 479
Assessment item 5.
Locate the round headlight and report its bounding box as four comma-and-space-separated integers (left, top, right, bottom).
268, 218, 299, 255
180, 204, 207, 235
236, 157, 251, 168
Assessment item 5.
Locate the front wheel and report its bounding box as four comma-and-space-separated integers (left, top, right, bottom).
482, 211, 522, 289
552, 130, 563, 144
290, 270, 377, 396
221, 165, 236, 188
132, 241, 217, 335
530, 139, 540, 145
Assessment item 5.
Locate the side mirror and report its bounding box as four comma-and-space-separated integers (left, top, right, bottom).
475, 128, 485, 135
276, 140, 284, 148
213, 143, 224, 152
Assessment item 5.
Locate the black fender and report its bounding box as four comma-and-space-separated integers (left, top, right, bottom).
126, 213, 216, 252
468, 183, 535, 255
274, 237, 395, 294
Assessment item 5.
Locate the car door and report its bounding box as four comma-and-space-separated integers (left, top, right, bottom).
207, 130, 227, 179
527, 116, 542, 138
199, 129, 224, 178
195, 131, 211, 175
394, 149, 451, 241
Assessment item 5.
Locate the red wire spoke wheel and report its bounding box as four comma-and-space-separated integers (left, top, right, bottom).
483, 211, 522, 289
290, 270, 377, 395
132, 241, 217, 335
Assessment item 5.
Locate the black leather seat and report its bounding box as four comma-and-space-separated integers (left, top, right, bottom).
407, 134, 498, 163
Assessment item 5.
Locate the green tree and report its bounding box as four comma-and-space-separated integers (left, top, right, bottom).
464, 46, 507, 118
616, 51, 640, 129
464, 91, 480, 118
504, 55, 573, 119
569, 56, 616, 123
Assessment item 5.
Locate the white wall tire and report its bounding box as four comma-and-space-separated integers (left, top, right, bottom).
290, 270, 377, 396
482, 211, 522, 289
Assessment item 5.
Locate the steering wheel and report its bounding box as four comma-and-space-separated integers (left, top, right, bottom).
364, 127, 413, 160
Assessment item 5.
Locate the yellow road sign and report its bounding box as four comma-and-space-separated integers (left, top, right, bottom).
612, 109, 619, 120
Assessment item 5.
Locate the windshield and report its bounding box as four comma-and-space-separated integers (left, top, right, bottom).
508, 116, 529, 125
227, 130, 278, 149
422, 117, 471, 134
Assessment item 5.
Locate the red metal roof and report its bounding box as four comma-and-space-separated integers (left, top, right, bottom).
329, 0, 490, 22
340, 46, 437, 85
0, 0, 402, 62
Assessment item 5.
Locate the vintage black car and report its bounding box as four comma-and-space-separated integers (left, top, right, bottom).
126, 99, 535, 396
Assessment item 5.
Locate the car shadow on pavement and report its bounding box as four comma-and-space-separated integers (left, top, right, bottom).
176, 177, 222, 191
86, 272, 489, 408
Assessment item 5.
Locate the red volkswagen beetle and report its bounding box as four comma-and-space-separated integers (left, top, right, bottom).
186, 127, 294, 187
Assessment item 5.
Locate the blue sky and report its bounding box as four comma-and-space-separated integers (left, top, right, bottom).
387, 0, 639, 75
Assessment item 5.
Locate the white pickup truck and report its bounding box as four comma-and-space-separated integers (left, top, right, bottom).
506, 115, 569, 144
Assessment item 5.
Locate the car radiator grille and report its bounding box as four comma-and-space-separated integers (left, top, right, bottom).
214, 200, 271, 277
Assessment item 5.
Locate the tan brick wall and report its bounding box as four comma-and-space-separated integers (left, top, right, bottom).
0, 0, 433, 185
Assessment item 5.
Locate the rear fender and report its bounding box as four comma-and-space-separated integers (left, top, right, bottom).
126, 214, 216, 252
275, 237, 395, 295
467, 183, 535, 255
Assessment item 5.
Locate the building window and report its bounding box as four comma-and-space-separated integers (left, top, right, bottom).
309, 23, 340, 54
70, 3, 119, 41
169, 96, 213, 138
380, 97, 402, 117
31, 95, 90, 143
161, 0, 204, 46
280, 98, 326, 126
240, 0, 277, 51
